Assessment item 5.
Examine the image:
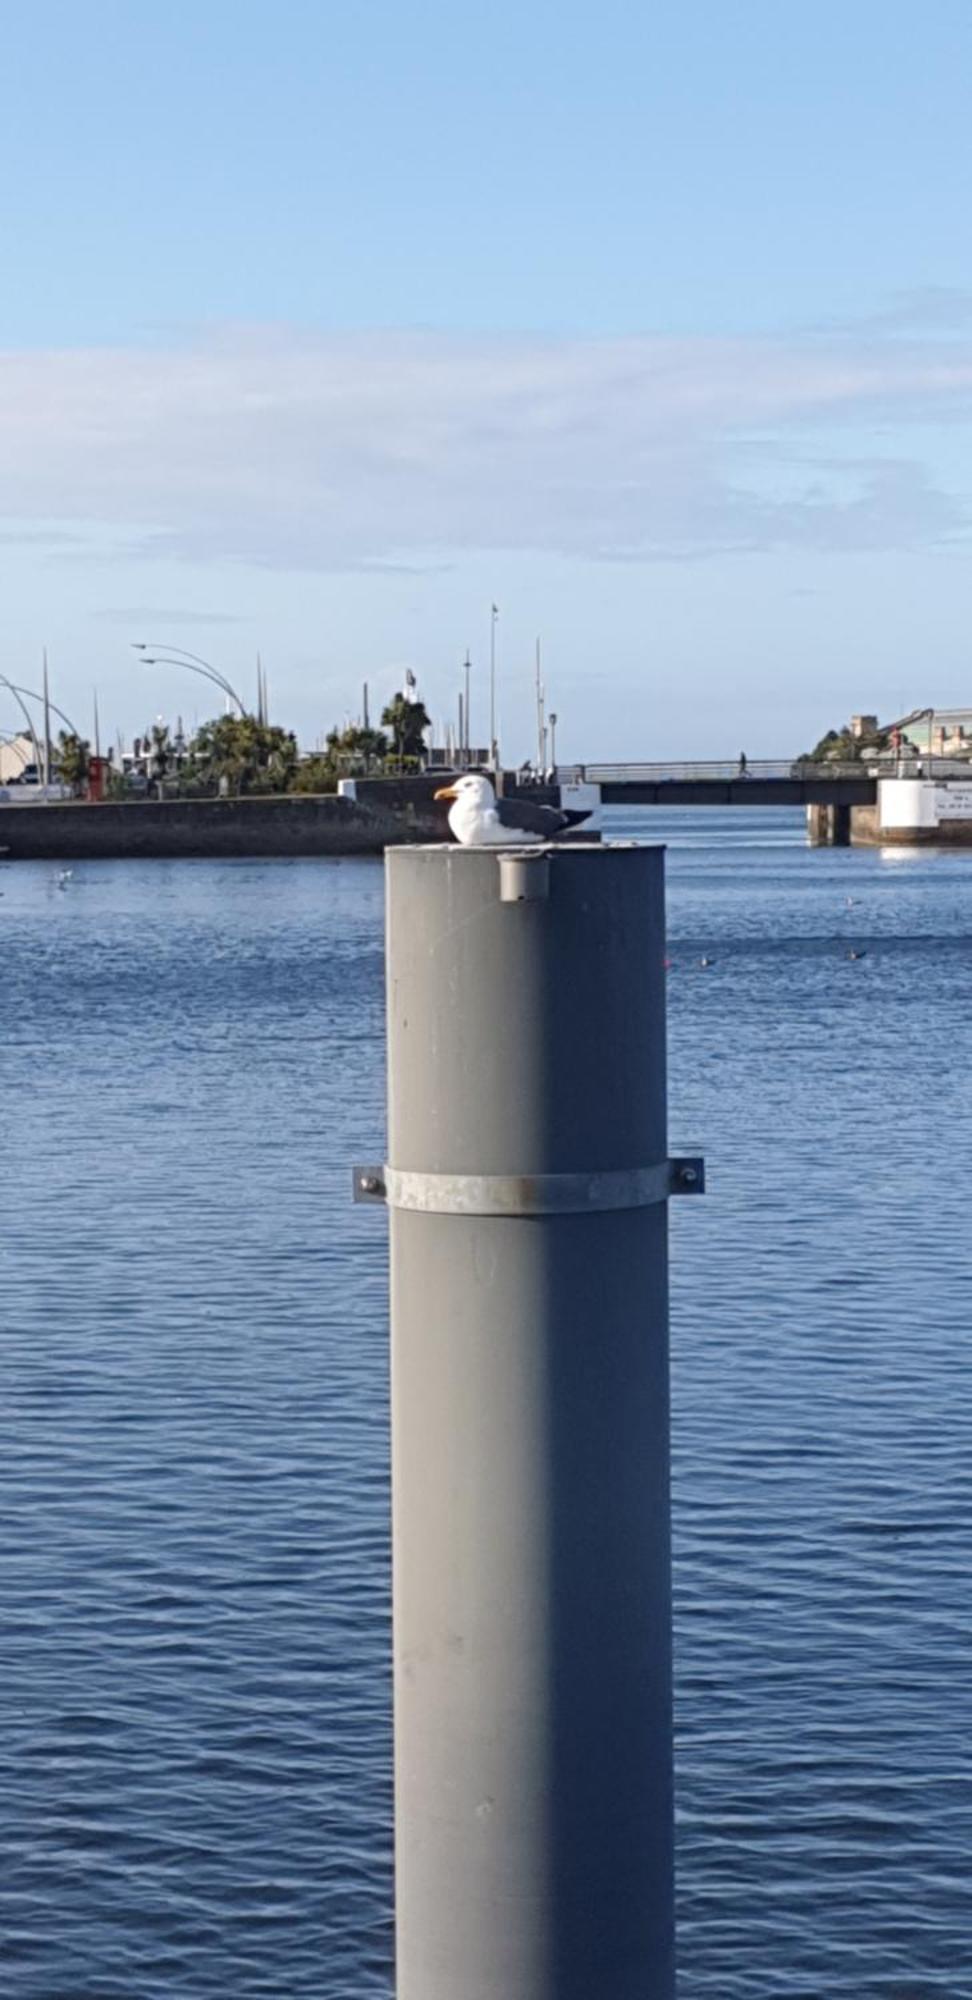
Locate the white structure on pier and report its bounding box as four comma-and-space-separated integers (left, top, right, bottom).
877, 776, 972, 840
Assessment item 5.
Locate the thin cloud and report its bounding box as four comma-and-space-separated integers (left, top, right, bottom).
0, 325, 969, 570
811, 287, 972, 339
95, 606, 246, 625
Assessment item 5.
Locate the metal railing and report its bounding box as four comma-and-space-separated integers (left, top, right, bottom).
556, 757, 972, 785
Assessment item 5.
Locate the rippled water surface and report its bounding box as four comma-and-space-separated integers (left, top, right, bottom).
2, 811, 971, 1997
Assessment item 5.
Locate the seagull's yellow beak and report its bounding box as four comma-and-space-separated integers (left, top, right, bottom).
434, 784, 459, 801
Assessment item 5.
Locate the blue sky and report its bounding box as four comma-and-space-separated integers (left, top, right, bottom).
1, 0, 971, 757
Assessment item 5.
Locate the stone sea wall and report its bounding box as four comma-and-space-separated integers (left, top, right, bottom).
0, 793, 448, 862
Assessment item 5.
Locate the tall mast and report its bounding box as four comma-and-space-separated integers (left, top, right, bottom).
42, 648, 53, 795
535, 635, 546, 773
489, 604, 498, 766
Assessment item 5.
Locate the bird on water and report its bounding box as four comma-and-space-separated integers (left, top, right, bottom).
434, 773, 592, 846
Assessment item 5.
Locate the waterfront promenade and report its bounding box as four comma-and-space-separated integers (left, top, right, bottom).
2, 759, 972, 863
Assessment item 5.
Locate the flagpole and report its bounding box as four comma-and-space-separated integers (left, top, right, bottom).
42, 648, 52, 799
489, 604, 498, 768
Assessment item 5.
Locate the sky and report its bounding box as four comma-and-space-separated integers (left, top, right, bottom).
1, 0, 971, 760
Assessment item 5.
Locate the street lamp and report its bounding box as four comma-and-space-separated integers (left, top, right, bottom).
8, 681, 83, 740
548, 712, 558, 775
132, 642, 248, 717
0, 674, 45, 783
489, 604, 498, 768
1, 675, 89, 797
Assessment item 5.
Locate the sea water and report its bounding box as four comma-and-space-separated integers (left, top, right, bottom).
2, 809, 970, 1997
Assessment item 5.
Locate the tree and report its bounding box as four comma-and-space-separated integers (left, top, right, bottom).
292, 753, 340, 794
188, 714, 299, 795
326, 723, 388, 768
148, 722, 172, 787
804, 723, 883, 764
53, 730, 91, 795
381, 694, 430, 764
290, 722, 389, 793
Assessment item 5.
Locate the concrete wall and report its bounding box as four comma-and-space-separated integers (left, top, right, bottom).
849, 803, 880, 844
878, 778, 938, 832
0, 793, 447, 861
849, 779, 972, 845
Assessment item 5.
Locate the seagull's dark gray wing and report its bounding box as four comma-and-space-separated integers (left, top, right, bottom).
495, 796, 573, 836
495, 797, 593, 837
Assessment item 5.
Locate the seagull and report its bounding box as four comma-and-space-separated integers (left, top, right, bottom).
434, 773, 592, 846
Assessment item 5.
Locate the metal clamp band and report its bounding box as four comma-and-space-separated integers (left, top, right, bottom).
352, 1157, 704, 1214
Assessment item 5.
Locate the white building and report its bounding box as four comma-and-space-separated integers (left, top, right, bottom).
0, 732, 37, 782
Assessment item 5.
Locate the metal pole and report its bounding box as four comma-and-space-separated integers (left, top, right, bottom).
368, 842, 699, 2000
42, 649, 52, 797
489, 604, 498, 766
464, 650, 471, 761
0, 678, 44, 782
132, 643, 249, 718
535, 635, 544, 773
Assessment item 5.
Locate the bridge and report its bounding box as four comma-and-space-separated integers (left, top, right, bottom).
351, 756, 971, 850
558, 759, 878, 806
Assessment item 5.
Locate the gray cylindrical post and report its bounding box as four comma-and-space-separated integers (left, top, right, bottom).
386, 844, 675, 2000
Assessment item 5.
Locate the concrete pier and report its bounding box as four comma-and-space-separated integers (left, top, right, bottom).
807, 777, 972, 846
807, 801, 852, 846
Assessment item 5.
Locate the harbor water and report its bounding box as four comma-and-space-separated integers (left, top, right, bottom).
2, 808, 971, 1997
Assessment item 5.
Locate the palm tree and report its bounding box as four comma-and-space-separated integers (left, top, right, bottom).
381, 694, 431, 766
149, 722, 172, 791
54, 730, 91, 796
188, 714, 299, 795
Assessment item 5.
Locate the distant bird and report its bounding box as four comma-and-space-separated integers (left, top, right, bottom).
56, 868, 73, 887
847, 948, 867, 961
434, 773, 592, 846
699, 956, 715, 968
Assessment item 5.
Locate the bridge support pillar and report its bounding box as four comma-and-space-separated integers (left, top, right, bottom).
808, 802, 851, 846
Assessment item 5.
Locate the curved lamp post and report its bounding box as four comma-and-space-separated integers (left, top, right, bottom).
1, 677, 89, 791
0, 674, 45, 781
10, 682, 83, 740
132, 642, 248, 718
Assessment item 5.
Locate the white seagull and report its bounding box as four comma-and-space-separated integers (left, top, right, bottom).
434, 772, 592, 846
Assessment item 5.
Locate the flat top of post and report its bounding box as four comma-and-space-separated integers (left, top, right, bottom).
387, 840, 666, 855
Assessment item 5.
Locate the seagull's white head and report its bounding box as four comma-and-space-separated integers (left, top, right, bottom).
433, 773, 496, 810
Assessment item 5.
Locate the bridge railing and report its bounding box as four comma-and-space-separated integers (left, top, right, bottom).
556, 758, 971, 785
